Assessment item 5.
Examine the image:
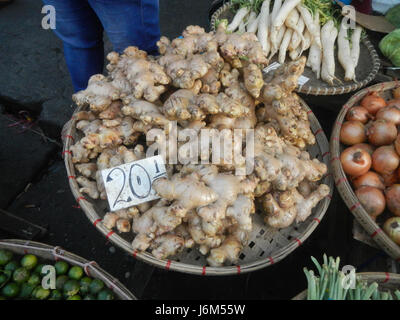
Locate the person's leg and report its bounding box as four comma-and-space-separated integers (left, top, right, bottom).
42, 0, 105, 92
89, 0, 160, 55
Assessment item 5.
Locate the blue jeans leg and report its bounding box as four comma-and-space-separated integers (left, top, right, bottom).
88, 0, 161, 55
42, 0, 105, 92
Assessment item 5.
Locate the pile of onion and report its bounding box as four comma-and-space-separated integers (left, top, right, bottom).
339, 88, 400, 244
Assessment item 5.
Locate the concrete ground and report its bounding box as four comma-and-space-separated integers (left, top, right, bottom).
0, 0, 396, 299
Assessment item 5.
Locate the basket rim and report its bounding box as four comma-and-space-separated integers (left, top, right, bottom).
292, 271, 400, 299
0, 239, 137, 300
330, 81, 400, 260
209, 1, 381, 96
63, 100, 333, 276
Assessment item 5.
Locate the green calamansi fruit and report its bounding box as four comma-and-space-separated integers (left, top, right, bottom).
27, 273, 41, 286
49, 289, 63, 300
54, 261, 69, 275
67, 295, 82, 300
89, 279, 104, 295
68, 266, 84, 280
56, 275, 69, 291
97, 289, 114, 300
79, 277, 92, 295
33, 264, 45, 275
20, 254, 38, 271
34, 287, 50, 300
1, 282, 20, 298
83, 294, 96, 300
63, 279, 80, 297
12, 268, 30, 283
0, 250, 13, 266
19, 283, 35, 299
0, 272, 9, 286
4, 261, 19, 273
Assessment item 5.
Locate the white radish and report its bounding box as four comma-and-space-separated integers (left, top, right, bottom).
257, 0, 271, 56
307, 12, 322, 78
246, 11, 257, 28
321, 20, 339, 85
296, 4, 321, 48
338, 18, 355, 81
239, 19, 247, 33
288, 14, 305, 51
269, 25, 286, 60
270, 0, 282, 25
228, 7, 250, 32
279, 27, 293, 64
302, 30, 312, 51
289, 45, 302, 60
351, 25, 362, 67
272, 0, 302, 29
247, 14, 260, 33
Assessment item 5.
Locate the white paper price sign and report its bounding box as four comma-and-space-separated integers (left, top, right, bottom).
101, 155, 167, 211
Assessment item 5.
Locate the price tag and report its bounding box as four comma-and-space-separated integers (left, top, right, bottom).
101, 155, 167, 211
263, 62, 310, 85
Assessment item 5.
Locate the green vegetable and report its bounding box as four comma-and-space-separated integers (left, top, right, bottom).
68, 266, 84, 280
54, 261, 69, 275
49, 289, 63, 300
0, 250, 13, 266
386, 4, 400, 28
27, 273, 41, 286
20, 254, 38, 271
19, 283, 35, 299
379, 29, 400, 67
35, 287, 50, 300
56, 275, 69, 291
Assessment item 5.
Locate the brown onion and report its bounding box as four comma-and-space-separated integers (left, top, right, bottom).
382, 171, 399, 187
346, 106, 372, 124
352, 171, 385, 190
387, 99, 400, 109
395, 134, 400, 155
394, 88, 400, 99
376, 106, 400, 125
353, 143, 375, 156
355, 186, 386, 219
340, 121, 366, 145
361, 92, 387, 115
340, 146, 372, 177
383, 217, 400, 245
366, 119, 397, 146
372, 145, 400, 175
385, 184, 400, 216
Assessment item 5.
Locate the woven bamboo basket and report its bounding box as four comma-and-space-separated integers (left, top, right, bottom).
293, 272, 400, 299
62, 98, 333, 276
0, 239, 136, 300
210, 2, 380, 96
330, 81, 400, 260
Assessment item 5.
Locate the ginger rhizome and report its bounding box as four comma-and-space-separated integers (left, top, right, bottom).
68, 25, 329, 267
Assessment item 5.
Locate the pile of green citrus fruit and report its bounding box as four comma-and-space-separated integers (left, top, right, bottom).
0, 249, 114, 300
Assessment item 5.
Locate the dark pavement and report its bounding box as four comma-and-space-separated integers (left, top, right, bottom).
0, 0, 397, 299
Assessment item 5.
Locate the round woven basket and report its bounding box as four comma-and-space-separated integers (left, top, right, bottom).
330, 81, 400, 260
210, 2, 380, 96
293, 272, 400, 299
62, 98, 333, 276
0, 239, 136, 300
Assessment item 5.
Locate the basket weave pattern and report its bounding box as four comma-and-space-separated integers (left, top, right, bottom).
63, 97, 333, 275
330, 81, 400, 260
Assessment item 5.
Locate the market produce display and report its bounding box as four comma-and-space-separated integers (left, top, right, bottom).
0, 249, 114, 300
67, 23, 330, 267
339, 87, 400, 245
220, 0, 364, 85
300, 255, 400, 300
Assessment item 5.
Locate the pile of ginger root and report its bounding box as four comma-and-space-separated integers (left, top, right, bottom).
67, 22, 330, 267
